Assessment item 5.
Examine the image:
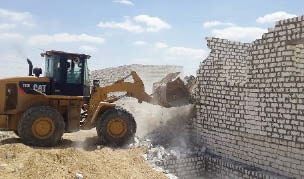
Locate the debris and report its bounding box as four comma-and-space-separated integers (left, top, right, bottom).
75, 173, 83, 179
130, 135, 203, 179
152, 72, 191, 107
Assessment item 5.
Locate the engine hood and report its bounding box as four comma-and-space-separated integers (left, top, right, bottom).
0, 76, 50, 84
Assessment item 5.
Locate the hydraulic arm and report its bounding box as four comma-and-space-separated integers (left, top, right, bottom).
82, 71, 167, 129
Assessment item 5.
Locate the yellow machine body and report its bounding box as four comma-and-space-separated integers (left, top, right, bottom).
0, 76, 89, 132
0, 71, 154, 133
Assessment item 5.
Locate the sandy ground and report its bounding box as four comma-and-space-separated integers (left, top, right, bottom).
0, 130, 167, 179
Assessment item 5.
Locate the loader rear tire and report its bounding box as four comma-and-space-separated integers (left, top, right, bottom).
96, 107, 136, 147
18, 106, 65, 147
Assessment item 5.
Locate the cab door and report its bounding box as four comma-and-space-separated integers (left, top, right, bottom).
64, 57, 85, 96
46, 55, 85, 96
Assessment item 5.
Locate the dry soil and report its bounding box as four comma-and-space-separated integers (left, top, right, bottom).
0, 130, 167, 179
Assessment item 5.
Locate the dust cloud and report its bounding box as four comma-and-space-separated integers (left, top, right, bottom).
116, 98, 195, 149
62, 129, 99, 150
62, 98, 195, 150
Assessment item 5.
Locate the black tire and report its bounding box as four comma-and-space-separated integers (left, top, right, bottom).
96, 107, 136, 147
18, 106, 65, 147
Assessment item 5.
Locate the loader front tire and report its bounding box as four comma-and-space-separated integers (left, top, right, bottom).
18, 106, 65, 147
96, 107, 136, 147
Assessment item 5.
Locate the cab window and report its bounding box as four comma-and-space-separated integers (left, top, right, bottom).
45, 55, 61, 83
66, 58, 83, 84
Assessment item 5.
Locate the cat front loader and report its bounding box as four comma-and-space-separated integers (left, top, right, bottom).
0, 50, 191, 147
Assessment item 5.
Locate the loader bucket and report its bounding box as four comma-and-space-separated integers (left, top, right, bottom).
152, 72, 191, 107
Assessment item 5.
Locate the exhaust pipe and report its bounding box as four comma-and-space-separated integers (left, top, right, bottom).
27, 58, 33, 76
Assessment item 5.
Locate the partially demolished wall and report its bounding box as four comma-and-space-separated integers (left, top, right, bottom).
194, 15, 304, 178
90, 64, 183, 93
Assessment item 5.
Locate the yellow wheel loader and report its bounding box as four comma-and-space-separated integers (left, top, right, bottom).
0, 50, 191, 147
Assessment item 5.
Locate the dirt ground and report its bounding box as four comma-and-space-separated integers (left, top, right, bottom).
0, 130, 167, 179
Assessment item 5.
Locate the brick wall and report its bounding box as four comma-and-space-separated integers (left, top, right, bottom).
194, 15, 304, 178
156, 154, 206, 179
155, 151, 291, 179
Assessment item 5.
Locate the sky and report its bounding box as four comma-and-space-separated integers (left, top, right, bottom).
0, 0, 303, 77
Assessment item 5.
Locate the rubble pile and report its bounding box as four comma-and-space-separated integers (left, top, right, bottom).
117, 95, 202, 178
125, 103, 204, 178
129, 137, 178, 179
129, 135, 207, 179
132, 136, 206, 161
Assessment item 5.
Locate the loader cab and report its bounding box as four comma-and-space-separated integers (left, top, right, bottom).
41, 50, 90, 96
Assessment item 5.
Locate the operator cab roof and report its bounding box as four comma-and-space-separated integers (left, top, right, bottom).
40, 50, 91, 59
